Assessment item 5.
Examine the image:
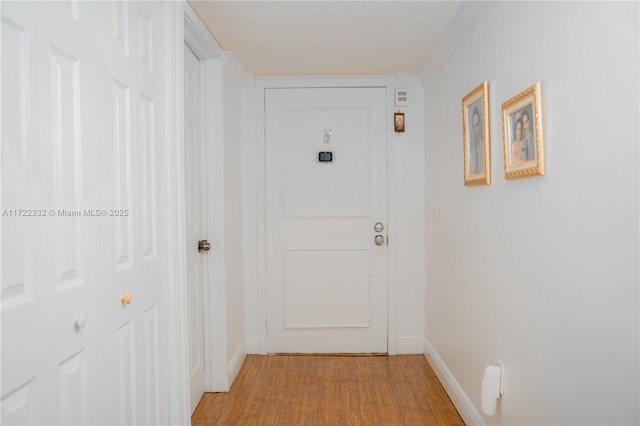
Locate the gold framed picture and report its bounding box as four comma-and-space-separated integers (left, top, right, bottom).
501, 82, 545, 179
462, 81, 490, 186
394, 112, 405, 133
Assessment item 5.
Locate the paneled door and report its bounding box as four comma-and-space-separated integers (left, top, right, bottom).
265, 87, 389, 353
1, 2, 169, 424
97, 2, 169, 424
2, 3, 102, 423
184, 44, 207, 414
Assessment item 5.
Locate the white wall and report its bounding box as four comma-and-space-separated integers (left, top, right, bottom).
221, 52, 248, 380
394, 75, 427, 353
242, 75, 427, 354
241, 77, 260, 352
420, 2, 639, 425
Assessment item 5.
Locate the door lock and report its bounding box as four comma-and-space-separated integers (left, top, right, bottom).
198, 240, 211, 253
374, 222, 384, 232
374, 235, 385, 246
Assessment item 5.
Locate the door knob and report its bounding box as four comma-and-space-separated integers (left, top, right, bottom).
73, 315, 86, 330
374, 235, 385, 246
198, 240, 211, 253
120, 292, 131, 305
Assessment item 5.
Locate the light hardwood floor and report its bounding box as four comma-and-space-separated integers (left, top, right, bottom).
192, 354, 464, 425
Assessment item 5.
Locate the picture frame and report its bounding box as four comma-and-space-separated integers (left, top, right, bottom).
394, 112, 405, 133
462, 81, 490, 185
501, 82, 545, 179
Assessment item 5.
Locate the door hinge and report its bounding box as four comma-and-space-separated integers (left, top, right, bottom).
263, 113, 267, 138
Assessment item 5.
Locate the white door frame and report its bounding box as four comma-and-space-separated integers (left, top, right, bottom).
164, 2, 228, 423
255, 76, 400, 355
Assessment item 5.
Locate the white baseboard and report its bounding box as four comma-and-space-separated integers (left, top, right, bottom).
396, 337, 425, 354
227, 339, 247, 388
423, 339, 484, 426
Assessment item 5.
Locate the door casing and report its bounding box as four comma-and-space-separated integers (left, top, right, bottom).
254, 76, 400, 355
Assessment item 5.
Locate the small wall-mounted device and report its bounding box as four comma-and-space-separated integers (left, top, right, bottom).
480, 362, 504, 416
317, 151, 334, 163
395, 88, 410, 107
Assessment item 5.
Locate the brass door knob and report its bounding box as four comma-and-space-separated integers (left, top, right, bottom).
120, 292, 131, 305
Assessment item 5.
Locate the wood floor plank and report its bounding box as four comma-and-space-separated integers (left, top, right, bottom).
370, 358, 403, 425
191, 392, 228, 425
191, 354, 465, 425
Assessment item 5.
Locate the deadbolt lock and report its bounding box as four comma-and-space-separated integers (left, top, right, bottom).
374, 222, 384, 232
198, 240, 211, 253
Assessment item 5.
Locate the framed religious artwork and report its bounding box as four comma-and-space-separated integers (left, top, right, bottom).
501, 82, 545, 179
394, 112, 405, 133
462, 81, 490, 185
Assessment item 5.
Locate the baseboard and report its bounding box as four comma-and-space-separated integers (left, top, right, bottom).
227, 339, 247, 388
396, 337, 425, 354
423, 339, 485, 426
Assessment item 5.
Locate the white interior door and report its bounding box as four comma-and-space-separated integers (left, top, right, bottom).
99, 3, 169, 424
184, 44, 206, 414
2, 3, 100, 423
1, 2, 169, 424
265, 87, 388, 353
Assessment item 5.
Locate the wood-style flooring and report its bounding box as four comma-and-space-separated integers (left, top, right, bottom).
191, 354, 464, 425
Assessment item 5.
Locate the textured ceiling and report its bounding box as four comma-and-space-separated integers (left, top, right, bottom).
188, 1, 464, 76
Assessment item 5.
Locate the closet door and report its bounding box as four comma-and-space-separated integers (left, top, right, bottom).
98, 2, 169, 424
1, 2, 169, 424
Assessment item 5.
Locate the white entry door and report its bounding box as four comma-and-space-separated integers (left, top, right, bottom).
265, 87, 388, 353
184, 44, 207, 414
